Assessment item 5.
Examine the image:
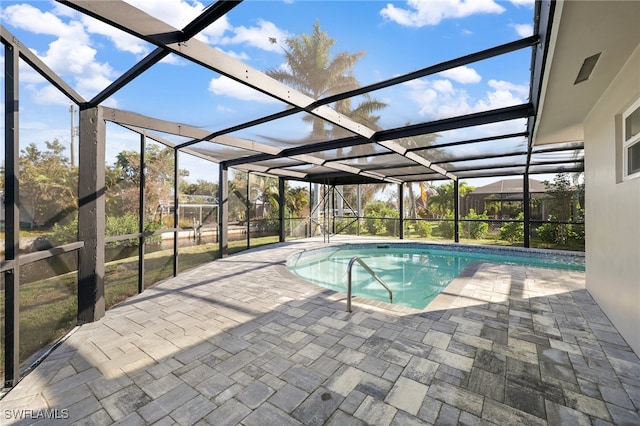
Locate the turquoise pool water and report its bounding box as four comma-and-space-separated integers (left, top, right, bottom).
287, 243, 585, 310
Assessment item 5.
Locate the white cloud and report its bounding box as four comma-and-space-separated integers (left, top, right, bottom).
159, 53, 186, 65
18, 53, 47, 84
31, 85, 75, 106
217, 48, 251, 62
488, 79, 529, 97
432, 79, 455, 94
438, 66, 482, 84
403, 76, 527, 121
509, 0, 535, 7
380, 0, 505, 27
124, 0, 238, 48
123, 2, 287, 57
2, 3, 117, 101
198, 15, 234, 45
81, 15, 151, 57
404, 79, 473, 118
124, 0, 205, 29
511, 23, 533, 37
208, 75, 278, 103
475, 87, 524, 110
219, 19, 290, 53
1, 4, 81, 38
117, 1, 288, 58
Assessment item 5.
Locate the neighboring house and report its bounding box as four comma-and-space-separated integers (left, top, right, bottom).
462, 179, 548, 220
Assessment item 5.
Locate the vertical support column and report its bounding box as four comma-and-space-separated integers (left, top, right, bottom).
398, 183, 404, 240
308, 182, 312, 238
4, 41, 20, 387
279, 177, 285, 242
312, 182, 319, 236
324, 184, 330, 244
523, 173, 531, 248
357, 184, 361, 236
138, 133, 146, 293
330, 185, 336, 235
173, 149, 179, 276
454, 179, 460, 243
77, 105, 106, 324
218, 164, 229, 258
246, 172, 251, 248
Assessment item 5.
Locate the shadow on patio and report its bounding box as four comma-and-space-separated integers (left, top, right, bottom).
1, 240, 638, 425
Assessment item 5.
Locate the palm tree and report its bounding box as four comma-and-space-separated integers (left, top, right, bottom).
394, 132, 440, 219
266, 21, 386, 141
248, 174, 279, 219
267, 21, 390, 231
285, 186, 310, 217
428, 181, 473, 218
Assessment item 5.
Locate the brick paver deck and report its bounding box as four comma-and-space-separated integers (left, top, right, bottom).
1, 237, 639, 425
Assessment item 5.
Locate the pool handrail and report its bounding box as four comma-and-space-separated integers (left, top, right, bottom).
346, 256, 393, 312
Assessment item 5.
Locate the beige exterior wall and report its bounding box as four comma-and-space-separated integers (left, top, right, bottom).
584, 44, 640, 355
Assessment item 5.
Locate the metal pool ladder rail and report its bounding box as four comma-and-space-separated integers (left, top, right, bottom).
346, 257, 393, 312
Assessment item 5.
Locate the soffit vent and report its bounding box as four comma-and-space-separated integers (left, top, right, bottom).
574, 52, 601, 84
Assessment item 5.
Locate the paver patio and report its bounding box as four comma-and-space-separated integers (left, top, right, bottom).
1, 237, 639, 425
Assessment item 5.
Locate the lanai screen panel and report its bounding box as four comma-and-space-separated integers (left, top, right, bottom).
2, 1, 580, 185
308, 144, 393, 162
187, 142, 263, 162
225, 110, 360, 149
334, 49, 533, 133
417, 137, 530, 164
340, 153, 417, 170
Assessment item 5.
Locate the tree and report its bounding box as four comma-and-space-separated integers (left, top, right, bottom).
428, 181, 473, 218
267, 21, 385, 141
249, 174, 279, 219
397, 132, 440, 220
538, 173, 585, 245
180, 179, 218, 199
227, 171, 248, 222
285, 186, 310, 217
107, 144, 187, 225
180, 179, 218, 204
19, 140, 77, 228
543, 173, 581, 222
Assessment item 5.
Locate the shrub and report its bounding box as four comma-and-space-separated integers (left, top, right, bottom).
50, 217, 78, 246
50, 213, 162, 248
364, 201, 389, 235
537, 215, 581, 246
413, 219, 432, 237
463, 209, 489, 239
335, 218, 358, 234
383, 210, 400, 237
364, 216, 385, 235
438, 211, 458, 239
500, 212, 524, 243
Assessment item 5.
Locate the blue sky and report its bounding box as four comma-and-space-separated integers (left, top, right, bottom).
1, 0, 536, 184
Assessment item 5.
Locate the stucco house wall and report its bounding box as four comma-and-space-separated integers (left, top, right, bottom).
584, 44, 640, 355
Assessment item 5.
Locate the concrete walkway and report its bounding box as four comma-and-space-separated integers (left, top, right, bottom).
1, 238, 639, 425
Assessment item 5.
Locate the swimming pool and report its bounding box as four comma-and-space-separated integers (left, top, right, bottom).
287, 243, 585, 310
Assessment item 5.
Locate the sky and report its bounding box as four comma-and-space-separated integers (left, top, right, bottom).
0, 0, 538, 185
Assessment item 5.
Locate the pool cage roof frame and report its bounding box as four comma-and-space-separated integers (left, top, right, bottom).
1, 0, 590, 389
2, 0, 583, 186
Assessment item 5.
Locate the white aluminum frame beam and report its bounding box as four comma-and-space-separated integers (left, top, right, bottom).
59, 1, 449, 180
